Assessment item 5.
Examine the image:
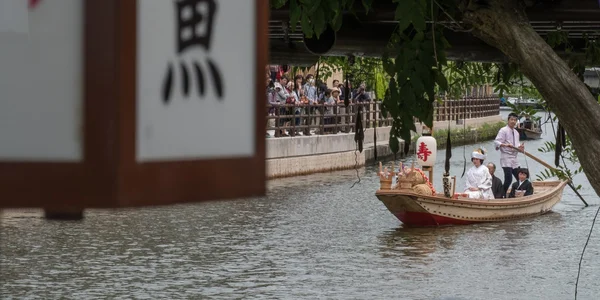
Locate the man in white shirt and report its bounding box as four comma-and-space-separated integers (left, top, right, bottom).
494, 113, 525, 196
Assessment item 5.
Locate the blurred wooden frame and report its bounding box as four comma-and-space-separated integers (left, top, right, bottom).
0, 0, 267, 210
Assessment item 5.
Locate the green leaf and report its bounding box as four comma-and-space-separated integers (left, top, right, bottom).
421, 39, 433, 53
387, 77, 400, 116
411, 72, 425, 95
395, 0, 413, 31
271, 0, 287, 9
306, 0, 321, 14
382, 52, 396, 77
331, 10, 343, 31
389, 134, 400, 154
362, 0, 373, 13
324, 0, 338, 12
312, 7, 326, 38
342, 0, 355, 8
414, 31, 424, 42
300, 12, 313, 38
394, 0, 414, 20
400, 84, 416, 108
412, 9, 426, 32
289, 0, 301, 32
415, 56, 428, 78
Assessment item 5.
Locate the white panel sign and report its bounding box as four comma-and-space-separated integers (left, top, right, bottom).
0, 0, 29, 34
137, 0, 256, 162
0, 0, 83, 161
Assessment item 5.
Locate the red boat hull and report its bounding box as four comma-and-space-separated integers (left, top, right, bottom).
395, 211, 474, 226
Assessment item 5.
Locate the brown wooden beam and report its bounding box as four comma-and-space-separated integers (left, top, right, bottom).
269, 23, 594, 65
270, 0, 600, 22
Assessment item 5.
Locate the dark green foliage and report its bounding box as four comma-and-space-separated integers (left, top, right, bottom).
272, 0, 597, 182
272, 0, 363, 38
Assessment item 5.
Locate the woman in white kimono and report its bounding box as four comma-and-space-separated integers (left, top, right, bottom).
464, 148, 495, 199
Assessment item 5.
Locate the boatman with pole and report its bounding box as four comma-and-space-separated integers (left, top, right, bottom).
494, 112, 525, 197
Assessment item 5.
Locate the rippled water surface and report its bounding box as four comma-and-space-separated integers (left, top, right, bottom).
2, 111, 600, 299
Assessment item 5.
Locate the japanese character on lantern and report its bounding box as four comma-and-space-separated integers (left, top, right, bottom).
417, 141, 432, 162
162, 0, 224, 104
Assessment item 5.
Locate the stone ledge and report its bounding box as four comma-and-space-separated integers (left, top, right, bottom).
266, 127, 390, 159
266, 141, 401, 179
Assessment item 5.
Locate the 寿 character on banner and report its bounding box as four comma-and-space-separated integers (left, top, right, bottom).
162, 0, 224, 104
417, 142, 432, 162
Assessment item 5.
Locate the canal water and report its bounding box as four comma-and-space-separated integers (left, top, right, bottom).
2, 111, 600, 299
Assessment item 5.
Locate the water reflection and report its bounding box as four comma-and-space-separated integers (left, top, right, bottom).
2, 110, 600, 299
379, 227, 458, 260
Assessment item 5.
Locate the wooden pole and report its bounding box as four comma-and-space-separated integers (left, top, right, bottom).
509, 145, 588, 206
452, 176, 457, 196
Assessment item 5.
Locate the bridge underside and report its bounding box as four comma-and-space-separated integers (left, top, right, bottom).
269, 0, 600, 66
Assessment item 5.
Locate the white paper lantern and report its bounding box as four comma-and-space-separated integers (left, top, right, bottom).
416, 135, 437, 167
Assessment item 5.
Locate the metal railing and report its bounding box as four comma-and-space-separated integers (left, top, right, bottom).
265, 97, 500, 137
432, 97, 500, 121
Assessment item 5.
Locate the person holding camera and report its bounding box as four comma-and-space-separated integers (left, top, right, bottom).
353, 83, 371, 102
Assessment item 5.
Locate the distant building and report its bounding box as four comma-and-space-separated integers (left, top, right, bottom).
584, 68, 600, 92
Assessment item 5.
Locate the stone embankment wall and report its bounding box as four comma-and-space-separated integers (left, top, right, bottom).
267, 115, 504, 179
266, 127, 397, 179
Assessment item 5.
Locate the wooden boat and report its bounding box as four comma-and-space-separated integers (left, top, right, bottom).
516, 127, 542, 140
516, 117, 542, 140
375, 163, 569, 227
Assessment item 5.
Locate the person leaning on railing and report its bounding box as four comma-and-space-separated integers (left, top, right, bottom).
332, 87, 346, 133
323, 89, 336, 134
291, 75, 305, 136
303, 74, 318, 135
272, 81, 290, 136
266, 77, 275, 138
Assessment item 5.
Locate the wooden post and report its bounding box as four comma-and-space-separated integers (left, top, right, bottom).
452, 176, 457, 196
422, 166, 434, 184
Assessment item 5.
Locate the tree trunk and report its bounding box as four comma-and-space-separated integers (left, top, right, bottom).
461, 0, 600, 197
